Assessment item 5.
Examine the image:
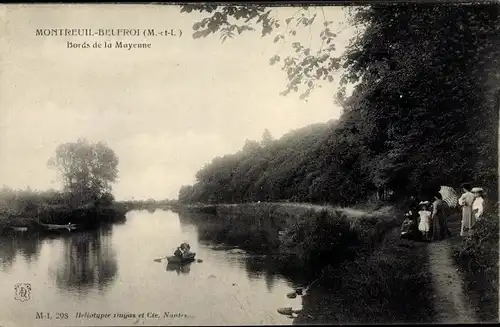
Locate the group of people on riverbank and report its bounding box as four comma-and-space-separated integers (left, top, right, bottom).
458, 183, 486, 237
401, 183, 486, 242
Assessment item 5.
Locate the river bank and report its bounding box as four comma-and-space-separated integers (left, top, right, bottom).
173, 202, 401, 273
173, 202, 497, 323
0, 202, 127, 234
176, 203, 434, 324
294, 227, 436, 324
175, 202, 435, 323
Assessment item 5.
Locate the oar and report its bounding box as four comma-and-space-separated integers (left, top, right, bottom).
153, 256, 168, 262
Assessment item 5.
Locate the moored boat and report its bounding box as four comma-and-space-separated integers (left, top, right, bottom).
38, 223, 79, 231
11, 226, 28, 232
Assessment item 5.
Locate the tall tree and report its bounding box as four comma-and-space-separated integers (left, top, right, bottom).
47, 139, 119, 204
261, 129, 274, 147
180, 4, 499, 203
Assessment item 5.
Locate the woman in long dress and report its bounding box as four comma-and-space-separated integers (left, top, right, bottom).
431, 193, 448, 240
471, 187, 485, 222
458, 183, 475, 237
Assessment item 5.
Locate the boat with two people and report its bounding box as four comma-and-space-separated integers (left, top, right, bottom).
166, 242, 196, 264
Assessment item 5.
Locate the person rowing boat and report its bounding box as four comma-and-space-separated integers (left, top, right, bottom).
173, 246, 183, 259
182, 243, 192, 257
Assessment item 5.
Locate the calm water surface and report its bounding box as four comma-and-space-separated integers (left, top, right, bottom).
0, 210, 302, 326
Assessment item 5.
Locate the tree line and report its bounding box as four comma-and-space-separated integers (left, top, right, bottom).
178, 4, 499, 206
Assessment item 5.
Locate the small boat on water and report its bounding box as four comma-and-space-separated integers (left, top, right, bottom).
38, 223, 78, 232
11, 226, 28, 232
166, 252, 196, 264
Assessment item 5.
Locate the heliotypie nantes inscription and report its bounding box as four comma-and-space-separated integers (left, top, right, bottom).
35, 311, 191, 321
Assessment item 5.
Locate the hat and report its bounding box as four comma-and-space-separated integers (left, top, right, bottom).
471, 187, 484, 193
461, 182, 472, 190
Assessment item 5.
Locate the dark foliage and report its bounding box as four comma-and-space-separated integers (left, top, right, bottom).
179, 4, 499, 206
453, 215, 499, 321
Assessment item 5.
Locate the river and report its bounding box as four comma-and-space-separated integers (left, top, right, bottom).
0, 209, 303, 326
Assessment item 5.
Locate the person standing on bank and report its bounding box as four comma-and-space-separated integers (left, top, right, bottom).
431, 193, 449, 240
471, 187, 485, 222
458, 183, 475, 237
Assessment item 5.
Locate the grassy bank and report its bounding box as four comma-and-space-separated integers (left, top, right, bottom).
181, 202, 401, 273
170, 203, 217, 215
0, 189, 127, 233
179, 202, 435, 323
451, 213, 499, 322
294, 228, 436, 324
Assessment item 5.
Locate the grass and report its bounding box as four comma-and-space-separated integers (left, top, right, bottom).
275, 205, 400, 272
187, 202, 401, 277
294, 227, 436, 324
451, 213, 499, 322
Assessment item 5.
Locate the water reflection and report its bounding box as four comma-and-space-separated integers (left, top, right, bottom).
16, 232, 41, 263
52, 224, 117, 294
265, 272, 277, 293
177, 210, 300, 293
0, 231, 42, 270
0, 236, 18, 271
243, 256, 280, 291
166, 262, 192, 275
0, 210, 305, 326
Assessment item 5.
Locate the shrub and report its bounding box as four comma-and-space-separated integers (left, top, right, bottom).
456, 215, 499, 271
453, 214, 499, 322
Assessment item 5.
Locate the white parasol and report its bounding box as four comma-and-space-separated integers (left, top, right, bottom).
440, 185, 459, 208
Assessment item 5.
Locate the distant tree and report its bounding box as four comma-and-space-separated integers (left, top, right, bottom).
47, 139, 119, 204
242, 139, 262, 153
261, 129, 274, 147
178, 185, 194, 203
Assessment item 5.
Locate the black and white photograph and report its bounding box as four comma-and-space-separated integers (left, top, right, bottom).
0, 2, 498, 326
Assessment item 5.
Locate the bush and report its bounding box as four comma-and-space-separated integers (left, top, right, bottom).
453, 214, 499, 322
457, 216, 499, 270
296, 231, 436, 324
284, 209, 358, 269
0, 187, 125, 229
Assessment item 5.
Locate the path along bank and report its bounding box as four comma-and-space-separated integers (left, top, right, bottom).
172, 202, 497, 324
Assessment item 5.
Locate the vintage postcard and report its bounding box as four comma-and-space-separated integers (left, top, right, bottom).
0, 2, 498, 326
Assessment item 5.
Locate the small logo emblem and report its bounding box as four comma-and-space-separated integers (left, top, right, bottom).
14, 283, 31, 302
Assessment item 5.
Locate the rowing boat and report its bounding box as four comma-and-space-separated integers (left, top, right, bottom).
38, 223, 78, 231
11, 226, 28, 232
165, 252, 196, 264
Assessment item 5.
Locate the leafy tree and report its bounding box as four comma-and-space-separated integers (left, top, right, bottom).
180, 4, 348, 100
180, 4, 499, 204
47, 139, 119, 205
261, 129, 274, 147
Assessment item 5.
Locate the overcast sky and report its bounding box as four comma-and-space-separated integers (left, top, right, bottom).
0, 4, 354, 200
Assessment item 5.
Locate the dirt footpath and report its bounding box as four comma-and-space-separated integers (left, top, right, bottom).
427, 239, 478, 323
